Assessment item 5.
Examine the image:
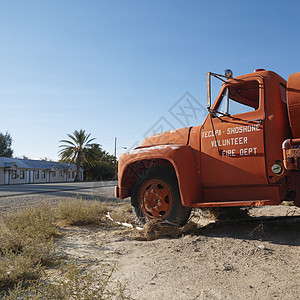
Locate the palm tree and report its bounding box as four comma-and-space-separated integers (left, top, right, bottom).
59, 130, 101, 181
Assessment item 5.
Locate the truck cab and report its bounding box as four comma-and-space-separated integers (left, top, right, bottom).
116, 69, 300, 225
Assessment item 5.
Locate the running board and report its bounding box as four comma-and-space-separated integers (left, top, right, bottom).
191, 199, 274, 208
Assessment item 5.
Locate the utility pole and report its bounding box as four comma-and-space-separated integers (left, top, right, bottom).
114, 137, 117, 178
113, 137, 127, 179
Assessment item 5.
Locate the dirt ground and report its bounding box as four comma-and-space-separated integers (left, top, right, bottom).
55, 202, 300, 300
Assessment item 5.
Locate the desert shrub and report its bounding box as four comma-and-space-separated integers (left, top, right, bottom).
0, 198, 129, 297
108, 203, 135, 224
55, 198, 108, 226
2, 260, 130, 300
0, 204, 57, 289
0, 250, 42, 288
0, 204, 57, 254
137, 220, 198, 241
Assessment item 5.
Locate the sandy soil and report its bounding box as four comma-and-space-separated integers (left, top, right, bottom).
55, 203, 300, 300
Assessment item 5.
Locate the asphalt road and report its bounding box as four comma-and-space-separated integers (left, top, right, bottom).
0, 181, 117, 197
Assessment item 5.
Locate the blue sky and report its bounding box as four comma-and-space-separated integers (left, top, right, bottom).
0, 0, 299, 160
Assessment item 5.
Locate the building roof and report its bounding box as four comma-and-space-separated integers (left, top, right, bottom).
0, 157, 83, 171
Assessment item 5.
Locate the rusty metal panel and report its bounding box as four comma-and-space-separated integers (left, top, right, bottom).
203, 185, 281, 204
117, 145, 203, 206
282, 138, 300, 170
287, 72, 300, 137
200, 76, 267, 191
141, 127, 191, 147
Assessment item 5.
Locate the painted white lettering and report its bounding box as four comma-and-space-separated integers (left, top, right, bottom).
221, 149, 236, 157
240, 147, 258, 156
203, 130, 222, 139
226, 125, 260, 135
212, 137, 248, 147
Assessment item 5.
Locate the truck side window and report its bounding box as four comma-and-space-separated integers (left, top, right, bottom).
216, 81, 259, 116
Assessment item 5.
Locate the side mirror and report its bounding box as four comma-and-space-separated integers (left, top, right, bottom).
207, 72, 211, 109
224, 87, 230, 115
207, 70, 233, 111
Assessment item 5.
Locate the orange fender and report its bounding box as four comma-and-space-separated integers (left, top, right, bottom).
117, 144, 202, 207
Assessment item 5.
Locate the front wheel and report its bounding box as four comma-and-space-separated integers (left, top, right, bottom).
131, 166, 191, 226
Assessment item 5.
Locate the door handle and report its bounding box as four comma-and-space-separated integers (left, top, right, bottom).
247, 119, 262, 125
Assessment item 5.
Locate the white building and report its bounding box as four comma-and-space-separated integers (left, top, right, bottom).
0, 157, 83, 185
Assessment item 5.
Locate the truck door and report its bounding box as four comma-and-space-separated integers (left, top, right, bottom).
201, 77, 267, 190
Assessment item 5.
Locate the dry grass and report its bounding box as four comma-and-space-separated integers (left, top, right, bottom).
108, 203, 136, 224
135, 207, 250, 241
0, 203, 57, 254
2, 260, 130, 299
3, 198, 250, 297
0, 204, 58, 289
195, 207, 250, 221
0, 250, 42, 288
137, 220, 198, 241
55, 198, 108, 226
0, 198, 130, 299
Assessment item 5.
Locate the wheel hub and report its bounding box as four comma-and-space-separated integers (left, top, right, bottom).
140, 179, 173, 219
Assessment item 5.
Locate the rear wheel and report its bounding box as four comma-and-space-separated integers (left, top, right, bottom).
131, 166, 191, 226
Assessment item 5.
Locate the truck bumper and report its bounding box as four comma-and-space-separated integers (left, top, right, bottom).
115, 186, 119, 198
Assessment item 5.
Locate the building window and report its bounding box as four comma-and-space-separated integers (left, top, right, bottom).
20, 170, 25, 179
59, 171, 63, 177
35, 171, 39, 179
72, 172, 75, 179
52, 171, 56, 177
41, 171, 46, 179
12, 170, 17, 179
67, 172, 70, 178
80, 172, 83, 179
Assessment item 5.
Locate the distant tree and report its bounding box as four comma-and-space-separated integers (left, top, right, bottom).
0, 132, 13, 157
83, 144, 116, 181
15, 155, 29, 160
40, 157, 53, 161
59, 130, 101, 181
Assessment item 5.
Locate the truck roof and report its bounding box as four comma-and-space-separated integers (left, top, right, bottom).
228, 69, 286, 84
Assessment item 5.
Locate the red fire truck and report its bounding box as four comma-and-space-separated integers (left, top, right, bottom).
116, 69, 300, 225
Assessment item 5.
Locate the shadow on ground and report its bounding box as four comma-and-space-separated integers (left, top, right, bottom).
196, 216, 300, 246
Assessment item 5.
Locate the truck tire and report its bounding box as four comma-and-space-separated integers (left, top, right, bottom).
131, 166, 191, 226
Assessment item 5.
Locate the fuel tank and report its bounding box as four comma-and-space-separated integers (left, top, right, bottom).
287, 72, 300, 138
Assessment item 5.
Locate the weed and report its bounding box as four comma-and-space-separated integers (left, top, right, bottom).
249, 222, 265, 239
138, 220, 198, 241
108, 204, 135, 224
0, 198, 130, 299
2, 260, 131, 300
0, 250, 42, 287
0, 204, 58, 289
55, 198, 108, 226
0, 204, 58, 253
195, 207, 250, 221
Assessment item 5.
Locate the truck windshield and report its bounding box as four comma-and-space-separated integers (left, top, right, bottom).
215, 81, 259, 116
